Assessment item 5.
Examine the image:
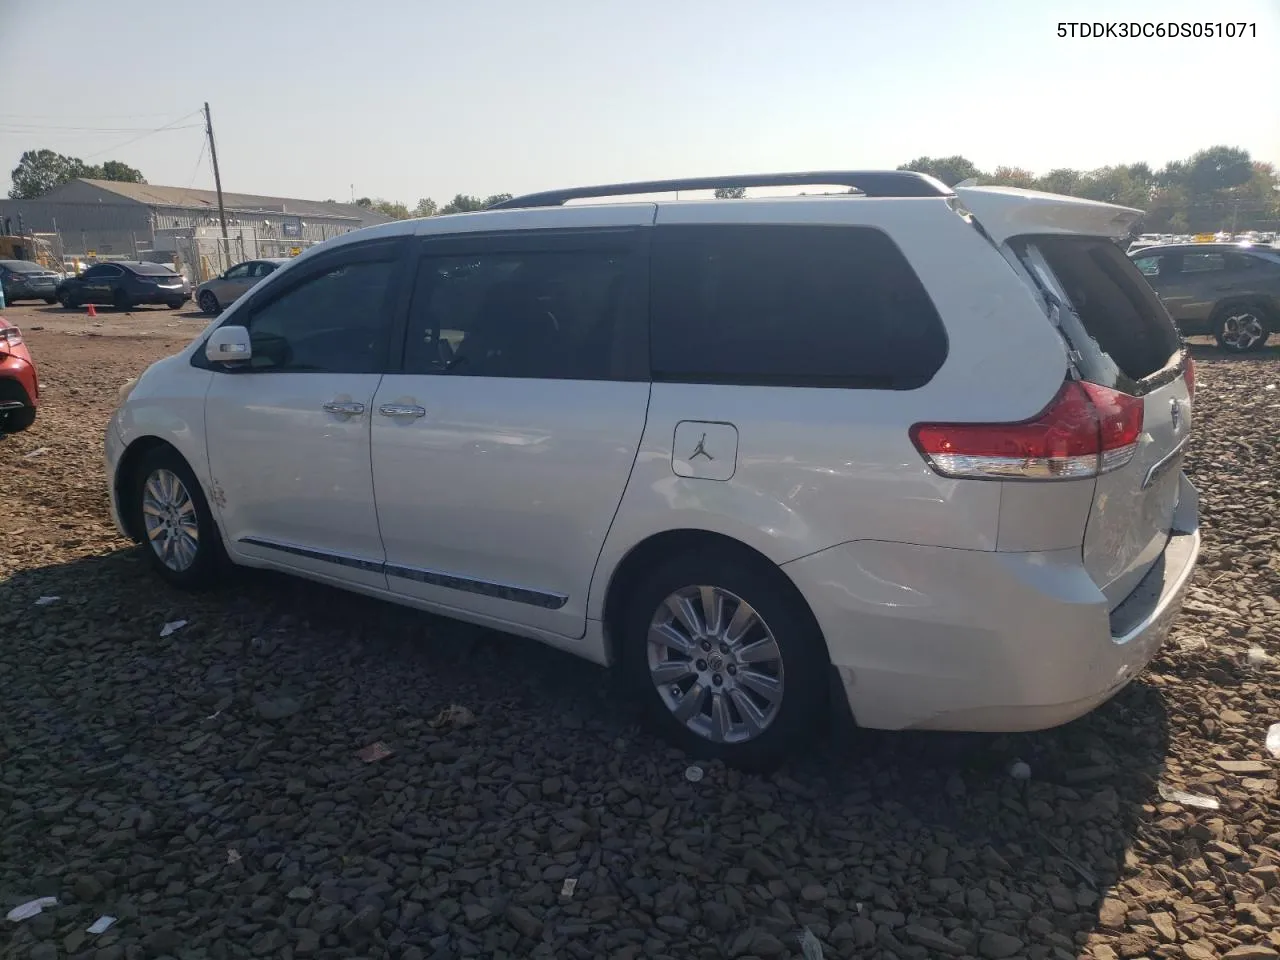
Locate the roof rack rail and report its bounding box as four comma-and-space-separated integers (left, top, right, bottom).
487, 171, 953, 209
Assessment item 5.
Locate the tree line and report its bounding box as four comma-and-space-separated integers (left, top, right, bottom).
354, 146, 1278, 233
11, 142, 1276, 234
897, 145, 1277, 233
8, 149, 146, 199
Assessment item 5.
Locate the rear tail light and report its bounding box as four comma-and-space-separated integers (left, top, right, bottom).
1182, 355, 1195, 400
910, 380, 1144, 481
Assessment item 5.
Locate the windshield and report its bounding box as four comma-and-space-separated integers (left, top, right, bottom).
0, 260, 48, 273
132, 262, 179, 276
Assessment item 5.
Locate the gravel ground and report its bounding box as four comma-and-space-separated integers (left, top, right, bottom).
2, 308, 1279, 960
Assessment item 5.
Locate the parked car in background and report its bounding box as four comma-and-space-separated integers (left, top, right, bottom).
0, 259, 60, 304
106, 172, 1199, 770
1130, 242, 1279, 352
0, 317, 39, 432
55, 261, 191, 311
196, 258, 288, 314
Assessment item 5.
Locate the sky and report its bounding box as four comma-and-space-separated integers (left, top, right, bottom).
4, 0, 1279, 206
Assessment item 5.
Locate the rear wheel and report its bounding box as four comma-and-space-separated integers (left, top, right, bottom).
1213, 303, 1272, 353
198, 290, 219, 314
43, 297, 56, 305
0, 404, 35, 433
166, 300, 184, 310
619, 547, 829, 772
131, 447, 224, 589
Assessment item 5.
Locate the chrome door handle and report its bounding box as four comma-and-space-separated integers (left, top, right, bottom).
322, 400, 365, 416
379, 403, 426, 419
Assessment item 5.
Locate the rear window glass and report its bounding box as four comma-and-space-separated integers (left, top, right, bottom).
131, 262, 179, 276
650, 224, 947, 388
1014, 236, 1180, 390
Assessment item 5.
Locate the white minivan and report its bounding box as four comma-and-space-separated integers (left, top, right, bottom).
106, 172, 1199, 770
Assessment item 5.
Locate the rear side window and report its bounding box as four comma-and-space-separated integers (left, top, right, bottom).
1014, 236, 1181, 390
650, 224, 948, 389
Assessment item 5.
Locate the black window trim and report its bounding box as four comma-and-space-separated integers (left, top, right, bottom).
648, 222, 949, 391
192, 237, 412, 373
389, 227, 651, 382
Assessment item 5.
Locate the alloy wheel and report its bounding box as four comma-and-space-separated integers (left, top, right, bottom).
646, 584, 785, 744
1220, 311, 1266, 351
141, 468, 200, 572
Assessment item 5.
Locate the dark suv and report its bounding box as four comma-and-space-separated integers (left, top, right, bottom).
1130, 242, 1279, 352
56, 261, 191, 311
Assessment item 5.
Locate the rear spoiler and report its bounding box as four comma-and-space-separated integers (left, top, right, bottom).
954, 185, 1142, 245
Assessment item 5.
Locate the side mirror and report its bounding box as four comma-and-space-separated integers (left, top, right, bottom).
206, 325, 252, 364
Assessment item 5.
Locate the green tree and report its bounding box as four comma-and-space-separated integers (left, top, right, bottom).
898, 155, 985, 187
1035, 168, 1083, 195
483, 193, 513, 207
369, 199, 411, 219
439, 194, 486, 214
988, 166, 1037, 189
9, 149, 146, 198
1185, 146, 1253, 196
413, 197, 438, 218
714, 186, 747, 199
10, 149, 83, 198
95, 159, 145, 184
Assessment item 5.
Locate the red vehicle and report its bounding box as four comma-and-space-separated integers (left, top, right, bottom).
0, 317, 39, 433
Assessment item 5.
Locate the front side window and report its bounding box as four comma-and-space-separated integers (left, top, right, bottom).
650, 224, 948, 388
239, 254, 397, 373
225, 264, 251, 279
403, 246, 633, 380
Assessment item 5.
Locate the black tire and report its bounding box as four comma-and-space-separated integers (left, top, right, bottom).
198, 291, 220, 315
619, 546, 829, 772
1212, 302, 1272, 353
57, 290, 77, 309
130, 447, 225, 589
113, 289, 131, 312
166, 300, 184, 310
43, 297, 56, 305
0, 405, 36, 433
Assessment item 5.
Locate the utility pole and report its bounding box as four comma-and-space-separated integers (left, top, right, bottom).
204, 102, 232, 268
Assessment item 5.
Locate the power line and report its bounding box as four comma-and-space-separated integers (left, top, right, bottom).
81, 109, 205, 160
184, 135, 209, 189
0, 111, 191, 120
0, 122, 204, 132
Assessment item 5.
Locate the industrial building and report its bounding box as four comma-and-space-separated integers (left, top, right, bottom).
0, 179, 392, 280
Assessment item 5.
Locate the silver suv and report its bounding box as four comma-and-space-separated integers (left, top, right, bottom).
106, 172, 1200, 770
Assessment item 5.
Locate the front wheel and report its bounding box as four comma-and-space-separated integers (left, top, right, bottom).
113, 289, 131, 312
198, 291, 219, 315
1213, 304, 1272, 353
58, 291, 77, 309
131, 447, 224, 589
620, 548, 829, 772
43, 297, 56, 305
